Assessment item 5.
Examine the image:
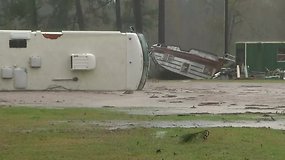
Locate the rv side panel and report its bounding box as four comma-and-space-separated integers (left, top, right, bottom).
0, 30, 146, 91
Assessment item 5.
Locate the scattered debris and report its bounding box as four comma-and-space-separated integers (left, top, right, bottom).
144, 91, 162, 94
241, 85, 262, 88
213, 68, 236, 80
169, 100, 183, 103
180, 130, 210, 143
102, 106, 115, 108
198, 102, 221, 106
162, 94, 177, 98
245, 104, 269, 107
154, 86, 168, 91
123, 90, 134, 94
262, 114, 275, 121
276, 106, 285, 109
149, 95, 159, 98
177, 97, 196, 100
265, 68, 285, 79
257, 114, 276, 122
0, 99, 8, 102
245, 107, 274, 110
156, 149, 162, 154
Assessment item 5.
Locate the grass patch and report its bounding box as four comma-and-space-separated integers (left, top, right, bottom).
162, 113, 285, 121
1, 106, 285, 160
152, 113, 268, 121
2, 106, 284, 123
195, 79, 285, 83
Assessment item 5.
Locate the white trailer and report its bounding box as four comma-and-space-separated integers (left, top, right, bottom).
0, 30, 149, 91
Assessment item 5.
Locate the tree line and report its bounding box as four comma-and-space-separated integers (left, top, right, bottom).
0, 0, 158, 35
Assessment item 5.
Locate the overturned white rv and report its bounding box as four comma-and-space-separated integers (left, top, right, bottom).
0, 30, 149, 91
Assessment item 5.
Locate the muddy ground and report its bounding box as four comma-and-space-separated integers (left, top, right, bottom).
1, 80, 285, 129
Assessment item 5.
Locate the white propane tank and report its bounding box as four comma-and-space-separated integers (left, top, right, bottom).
14, 67, 27, 89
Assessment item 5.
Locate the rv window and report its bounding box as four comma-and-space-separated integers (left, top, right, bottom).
181, 63, 190, 73
277, 54, 285, 62
277, 48, 285, 62
9, 39, 27, 48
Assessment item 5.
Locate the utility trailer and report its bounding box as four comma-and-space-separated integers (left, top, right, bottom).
0, 30, 149, 91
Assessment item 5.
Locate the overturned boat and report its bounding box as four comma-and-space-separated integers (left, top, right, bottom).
150, 44, 223, 79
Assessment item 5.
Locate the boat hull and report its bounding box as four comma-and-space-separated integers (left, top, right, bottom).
150, 44, 222, 79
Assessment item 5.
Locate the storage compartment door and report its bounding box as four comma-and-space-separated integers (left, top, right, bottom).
14, 68, 27, 89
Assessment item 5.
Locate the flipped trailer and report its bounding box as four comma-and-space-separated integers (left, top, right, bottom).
0, 30, 149, 91
150, 44, 223, 79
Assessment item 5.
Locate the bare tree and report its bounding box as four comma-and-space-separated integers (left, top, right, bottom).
132, 0, 142, 33
75, 0, 85, 30
158, 0, 165, 44
228, 0, 241, 50
31, 0, 38, 30
115, 0, 122, 31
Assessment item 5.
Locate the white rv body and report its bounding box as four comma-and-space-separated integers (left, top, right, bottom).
0, 30, 148, 91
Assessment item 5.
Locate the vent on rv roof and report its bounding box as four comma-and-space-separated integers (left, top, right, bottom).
9, 39, 27, 48
10, 32, 31, 39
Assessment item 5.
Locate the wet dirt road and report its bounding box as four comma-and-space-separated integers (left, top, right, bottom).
1, 80, 285, 115
1, 80, 285, 129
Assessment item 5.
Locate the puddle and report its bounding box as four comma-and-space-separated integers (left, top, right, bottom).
88, 120, 285, 130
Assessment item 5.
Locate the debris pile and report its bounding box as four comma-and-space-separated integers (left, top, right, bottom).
180, 130, 210, 143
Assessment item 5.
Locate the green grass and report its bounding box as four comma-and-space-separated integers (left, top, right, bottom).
193, 79, 285, 83
1, 106, 285, 160
1, 105, 284, 123
151, 112, 285, 121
